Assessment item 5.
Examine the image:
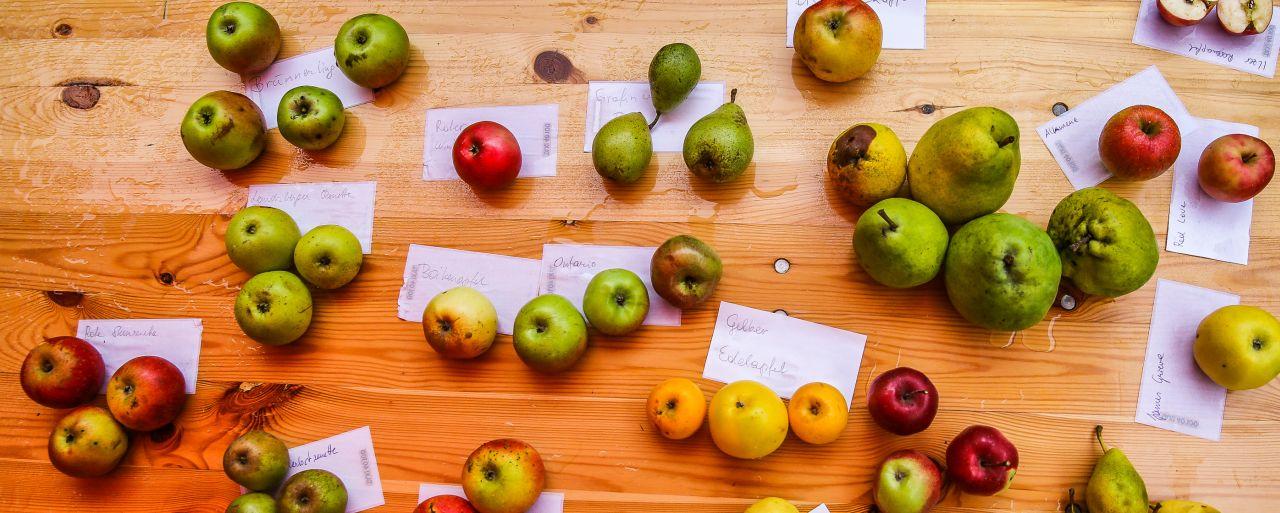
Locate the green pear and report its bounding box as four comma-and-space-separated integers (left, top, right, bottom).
1047, 187, 1158, 297
1086, 426, 1148, 513
683, 89, 754, 183
592, 112, 653, 183
1151, 500, 1220, 513
907, 107, 1021, 225
649, 43, 701, 121
944, 213, 1061, 331
854, 198, 948, 288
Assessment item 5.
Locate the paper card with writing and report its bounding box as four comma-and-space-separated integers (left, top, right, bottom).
77, 319, 202, 394
284, 426, 385, 512
703, 302, 867, 407
809, 505, 831, 513
396, 244, 542, 335
417, 484, 564, 512
1136, 279, 1237, 441
1037, 66, 1201, 190
1166, 118, 1258, 265
538, 244, 681, 326
243, 47, 375, 129
786, 0, 927, 49
1133, 0, 1280, 78
583, 81, 725, 153
422, 104, 560, 181
247, 181, 377, 254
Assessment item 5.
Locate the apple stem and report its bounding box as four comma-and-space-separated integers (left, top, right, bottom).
1070, 234, 1091, 253
877, 209, 898, 232
730, 88, 738, 104
648, 113, 661, 130
1094, 425, 1107, 452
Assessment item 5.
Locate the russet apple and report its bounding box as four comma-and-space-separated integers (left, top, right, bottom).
873, 449, 944, 513
225, 206, 301, 274
415, 495, 478, 513
867, 367, 938, 436
1198, 133, 1275, 202
1194, 305, 1280, 390
294, 225, 363, 290
20, 336, 105, 409
793, 0, 883, 83
1158, 0, 1217, 26
945, 425, 1019, 496
106, 355, 186, 432
180, 90, 266, 170
462, 438, 546, 513
223, 430, 289, 492
650, 235, 723, 309
513, 294, 589, 373
47, 405, 128, 477
278, 86, 346, 151
646, 377, 707, 440
1218, 0, 1273, 35
787, 382, 849, 445
453, 121, 523, 190
708, 380, 788, 459
582, 268, 650, 336
227, 492, 278, 513
422, 286, 499, 360
1098, 105, 1181, 181
205, 2, 281, 75
235, 270, 314, 346
334, 14, 411, 89
744, 497, 799, 513
277, 469, 347, 513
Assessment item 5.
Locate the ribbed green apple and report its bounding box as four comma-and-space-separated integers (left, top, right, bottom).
225, 206, 301, 274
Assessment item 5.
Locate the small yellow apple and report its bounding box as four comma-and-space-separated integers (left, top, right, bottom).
788, 382, 849, 445
1194, 305, 1280, 390
646, 378, 707, 440
744, 497, 799, 513
709, 380, 789, 459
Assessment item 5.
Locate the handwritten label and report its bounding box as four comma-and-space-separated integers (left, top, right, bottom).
1133, 0, 1280, 78
243, 47, 375, 129
422, 104, 560, 181
539, 244, 682, 327
583, 81, 725, 153
1166, 118, 1258, 265
247, 181, 377, 254
1037, 66, 1200, 190
1136, 280, 1236, 441
787, 0, 927, 49
703, 302, 867, 407
77, 319, 202, 394
280, 427, 384, 512
397, 245, 541, 335
417, 483, 564, 513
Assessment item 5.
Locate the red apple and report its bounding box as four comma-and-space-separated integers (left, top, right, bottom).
48, 405, 128, 477
20, 336, 105, 409
452, 121, 522, 190
106, 356, 186, 432
415, 495, 479, 513
1198, 133, 1275, 202
867, 367, 939, 436
873, 449, 944, 513
1158, 0, 1217, 26
945, 425, 1019, 496
1218, 0, 1273, 35
1098, 105, 1181, 181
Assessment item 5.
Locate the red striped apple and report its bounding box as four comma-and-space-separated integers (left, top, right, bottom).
1198, 133, 1275, 202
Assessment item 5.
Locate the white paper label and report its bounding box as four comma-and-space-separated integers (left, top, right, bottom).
787, 0, 927, 49
583, 81, 725, 153
538, 244, 682, 327
1135, 280, 1237, 441
397, 245, 542, 335
810, 505, 832, 513
243, 47, 375, 129
1166, 118, 1258, 265
422, 104, 560, 181
283, 426, 385, 512
247, 181, 377, 254
1037, 66, 1201, 190
416, 483, 564, 512
702, 302, 868, 407
1133, 0, 1280, 78
77, 318, 202, 394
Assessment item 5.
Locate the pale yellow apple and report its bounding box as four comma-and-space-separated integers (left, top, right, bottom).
647, 378, 707, 440
793, 0, 883, 83
709, 380, 788, 459
787, 382, 849, 445
744, 497, 799, 513
1194, 305, 1280, 390
422, 286, 499, 359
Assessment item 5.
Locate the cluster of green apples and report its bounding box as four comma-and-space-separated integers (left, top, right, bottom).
222, 430, 350, 513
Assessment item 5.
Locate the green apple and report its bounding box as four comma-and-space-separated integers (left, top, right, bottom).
277, 86, 346, 151
223, 430, 289, 492
854, 198, 948, 288
1194, 305, 1280, 390
873, 449, 944, 513
744, 497, 799, 513
513, 294, 589, 373
205, 2, 281, 75
334, 14, 411, 89
944, 213, 1061, 331
461, 438, 545, 513
225, 206, 301, 274
293, 225, 363, 290
47, 405, 128, 477
227, 492, 278, 513
235, 270, 313, 346
180, 90, 267, 170
650, 235, 723, 308
708, 380, 788, 459
277, 469, 347, 513
582, 268, 650, 336
423, 286, 499, 359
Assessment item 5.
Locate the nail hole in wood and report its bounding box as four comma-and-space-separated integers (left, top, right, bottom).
1052, 102, 1069, 116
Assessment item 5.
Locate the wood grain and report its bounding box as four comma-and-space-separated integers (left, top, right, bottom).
1, 1, 1278, 512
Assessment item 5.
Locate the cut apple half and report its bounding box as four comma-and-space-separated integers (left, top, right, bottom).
1218, 0, 1274, 35
1158, 0, 1216, 26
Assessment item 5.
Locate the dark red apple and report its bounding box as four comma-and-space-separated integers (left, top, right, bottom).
20, 336, 105, 409
414, 495, 479, 513
867, 367, 939, 436
1099, 105, 1181, 181
106, 356, 186, 432
945, 425, 1019, 496
452, 121, 522, 190
1198, 133, 1275, 202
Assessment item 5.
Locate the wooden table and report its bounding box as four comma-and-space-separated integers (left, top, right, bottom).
1, 1, 1277, 511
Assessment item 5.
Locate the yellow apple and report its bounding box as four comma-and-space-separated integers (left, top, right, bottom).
744, 497, 799, 513
793, 0, 883, 83
1194, 305, 1280, 390
709, 380, 788, 459
787, 382, 849, 445
422, 286, 499, 360
647, 378, 707, 440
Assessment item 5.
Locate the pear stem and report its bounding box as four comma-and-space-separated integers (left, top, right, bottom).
648, 113, 661, 130
1094, 425, 1107, 452
877, 209, 898, 231
730, 88, 738, 104
1070, 234, 1092, 253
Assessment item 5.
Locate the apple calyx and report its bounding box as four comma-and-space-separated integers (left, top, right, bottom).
1253, 338, 1265, 351
877, 209, 899, 234
1140, 119, 1162, 136
826, 14, 845, 33
220, 19, 238, 35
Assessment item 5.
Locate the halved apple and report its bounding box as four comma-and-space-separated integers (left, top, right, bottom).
1218, 0, 1274, 35
1159, 0, 1216, 26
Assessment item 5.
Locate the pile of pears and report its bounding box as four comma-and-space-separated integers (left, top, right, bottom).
1076, 426, 1220, 513
592, 43, 754, 184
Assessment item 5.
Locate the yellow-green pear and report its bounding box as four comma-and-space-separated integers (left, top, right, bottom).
1151, 500, 1221, 513
592, 112, 653, 183
1086, 426, 1148, 513
907, 107, 1021, 225
683, 89, 754, 183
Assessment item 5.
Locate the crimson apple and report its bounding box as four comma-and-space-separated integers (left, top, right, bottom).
20, 336, 105, 409
452, 121, 522, 190
1098, 105, 1181, 181
945, 425, 1018, 496
48, 405, 128, 477
867, 367, 938, 436
414, 495, 479, 513
1198, 133, 1275, 203
106, 356, 186, 432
